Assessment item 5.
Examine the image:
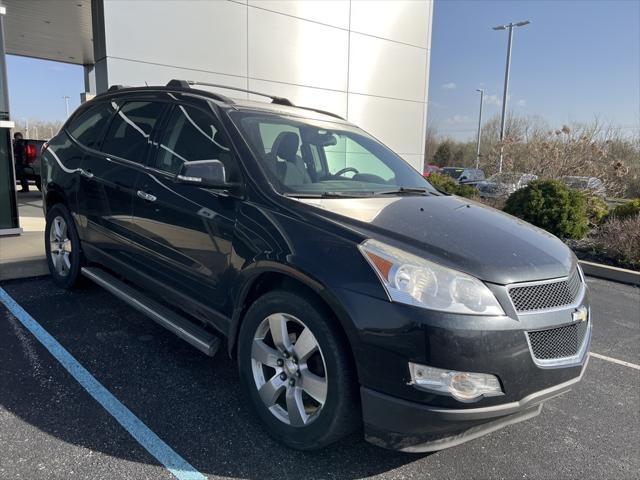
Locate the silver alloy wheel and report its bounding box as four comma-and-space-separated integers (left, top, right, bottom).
251, 313, 328, 426
49, 215, 72, 277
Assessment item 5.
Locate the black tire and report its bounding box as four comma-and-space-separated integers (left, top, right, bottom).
238, 290, 360, 450
45, 203, 85, 289
35, 178, 42, 191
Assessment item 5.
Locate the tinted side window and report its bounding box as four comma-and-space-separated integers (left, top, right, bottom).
156, 105, 238, 179
66, 102, 116, 149
101, 101, 165, 163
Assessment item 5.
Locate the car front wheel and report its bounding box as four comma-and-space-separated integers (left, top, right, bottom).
238, 290, 360, 450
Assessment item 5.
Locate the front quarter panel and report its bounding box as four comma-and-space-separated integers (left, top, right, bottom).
229, 200, 384, 355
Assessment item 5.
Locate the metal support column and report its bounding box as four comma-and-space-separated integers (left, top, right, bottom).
0, 4, 20, 236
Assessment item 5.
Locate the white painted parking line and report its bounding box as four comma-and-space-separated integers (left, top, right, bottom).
590, 352, 640, 371
0, 288, 206, 480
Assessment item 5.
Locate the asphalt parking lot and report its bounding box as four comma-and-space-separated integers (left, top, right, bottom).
0, 275, 638, 479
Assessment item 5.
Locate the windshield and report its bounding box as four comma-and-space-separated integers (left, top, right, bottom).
443, 168, 464, 179
231, 112, 436, 197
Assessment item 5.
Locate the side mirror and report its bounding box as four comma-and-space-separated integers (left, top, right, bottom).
176, 160, 230, 188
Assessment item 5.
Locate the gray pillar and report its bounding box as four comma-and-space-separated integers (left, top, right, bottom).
84, 65, 97, 95
0, 4, 20, 235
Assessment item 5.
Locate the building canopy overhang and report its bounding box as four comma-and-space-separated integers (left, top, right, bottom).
3, 0, 93, 66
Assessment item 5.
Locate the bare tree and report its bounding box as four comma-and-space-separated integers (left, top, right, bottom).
424, 122, 439, 165
12, 119, 64, 140
427, 114, 639, 197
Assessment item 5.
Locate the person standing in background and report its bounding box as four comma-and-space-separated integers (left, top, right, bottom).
12, 131, 29, 192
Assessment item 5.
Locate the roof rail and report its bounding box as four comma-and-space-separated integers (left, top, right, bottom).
175, 80, 295, 106
166, 79, 191, 89
107, 85, 127, 92
294, 106, 345, 121
165, 79, 345, 120
165, 79, 234, 104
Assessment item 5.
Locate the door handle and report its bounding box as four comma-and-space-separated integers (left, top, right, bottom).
137, 190, 157, 202
80, 169, 93, 179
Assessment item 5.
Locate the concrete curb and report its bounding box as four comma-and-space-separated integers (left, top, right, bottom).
579, 260, 640, 287
0, 257, 49, 282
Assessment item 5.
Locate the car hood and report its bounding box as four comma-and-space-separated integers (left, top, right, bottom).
295, 194, 574, 285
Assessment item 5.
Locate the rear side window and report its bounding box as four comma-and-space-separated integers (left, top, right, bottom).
101, 101, 165, 163
66, 102, 116, 149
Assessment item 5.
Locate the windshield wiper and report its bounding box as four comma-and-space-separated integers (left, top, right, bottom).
283, 191, 369, 199
373, 187, 432, 196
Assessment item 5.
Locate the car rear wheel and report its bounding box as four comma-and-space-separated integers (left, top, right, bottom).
238, 290, 360, 450
45, 204, 84, 289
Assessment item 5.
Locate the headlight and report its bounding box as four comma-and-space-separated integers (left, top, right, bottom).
358, 239, 504, 315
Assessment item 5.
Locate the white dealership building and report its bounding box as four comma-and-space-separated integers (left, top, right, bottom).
0, 0, 433, 232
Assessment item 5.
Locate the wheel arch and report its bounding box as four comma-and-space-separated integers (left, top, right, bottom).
44, 185, 68, 216
228, 265, 359, 368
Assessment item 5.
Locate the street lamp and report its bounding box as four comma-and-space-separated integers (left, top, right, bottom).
493, 20, 530, 172
62, 95, 70, 117
475, 89, 484, 170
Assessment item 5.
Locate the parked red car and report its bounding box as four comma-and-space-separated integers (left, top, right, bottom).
423, 164, 441, 178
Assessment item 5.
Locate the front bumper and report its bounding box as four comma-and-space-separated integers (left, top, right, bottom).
332, 270, 591, 451
363, 356, 589, 452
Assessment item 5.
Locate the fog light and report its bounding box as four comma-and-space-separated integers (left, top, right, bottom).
408, 363, 503, 402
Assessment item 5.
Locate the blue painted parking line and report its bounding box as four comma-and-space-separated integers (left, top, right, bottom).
0, 287, 206, 480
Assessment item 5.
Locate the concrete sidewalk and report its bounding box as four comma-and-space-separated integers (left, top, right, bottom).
0, 191, 48, 281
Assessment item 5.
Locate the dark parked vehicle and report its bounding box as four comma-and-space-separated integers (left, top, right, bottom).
441, 167, 485, 185
41, 81, 591, 452
476, 172, 538, 198
16, 138, 45, 190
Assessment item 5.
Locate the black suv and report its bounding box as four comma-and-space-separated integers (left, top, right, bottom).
41, 81, 591, 452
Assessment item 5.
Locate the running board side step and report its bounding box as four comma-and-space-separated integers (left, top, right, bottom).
81, 267, 221, 356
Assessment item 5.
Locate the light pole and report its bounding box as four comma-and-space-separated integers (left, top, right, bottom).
62, 95, 70, 117
493, 20, 530, 173
475, 88, 484, 170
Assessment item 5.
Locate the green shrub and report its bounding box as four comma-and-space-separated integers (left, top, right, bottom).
428, 173, 477, 198
585, 195, 609, 226
610, 198, 640, 220
504, 179, 588, 239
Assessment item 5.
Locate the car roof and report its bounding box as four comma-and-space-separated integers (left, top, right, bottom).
95, 82, 351, 125
229, 98, 351, 124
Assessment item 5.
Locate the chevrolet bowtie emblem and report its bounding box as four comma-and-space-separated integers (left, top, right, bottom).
572, 305, 588, 322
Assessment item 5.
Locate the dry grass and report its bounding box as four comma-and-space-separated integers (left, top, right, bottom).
593, 215, 640, 268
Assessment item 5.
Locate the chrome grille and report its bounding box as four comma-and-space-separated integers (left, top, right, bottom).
527, 320, 589, 360
508, 269, 582, 312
